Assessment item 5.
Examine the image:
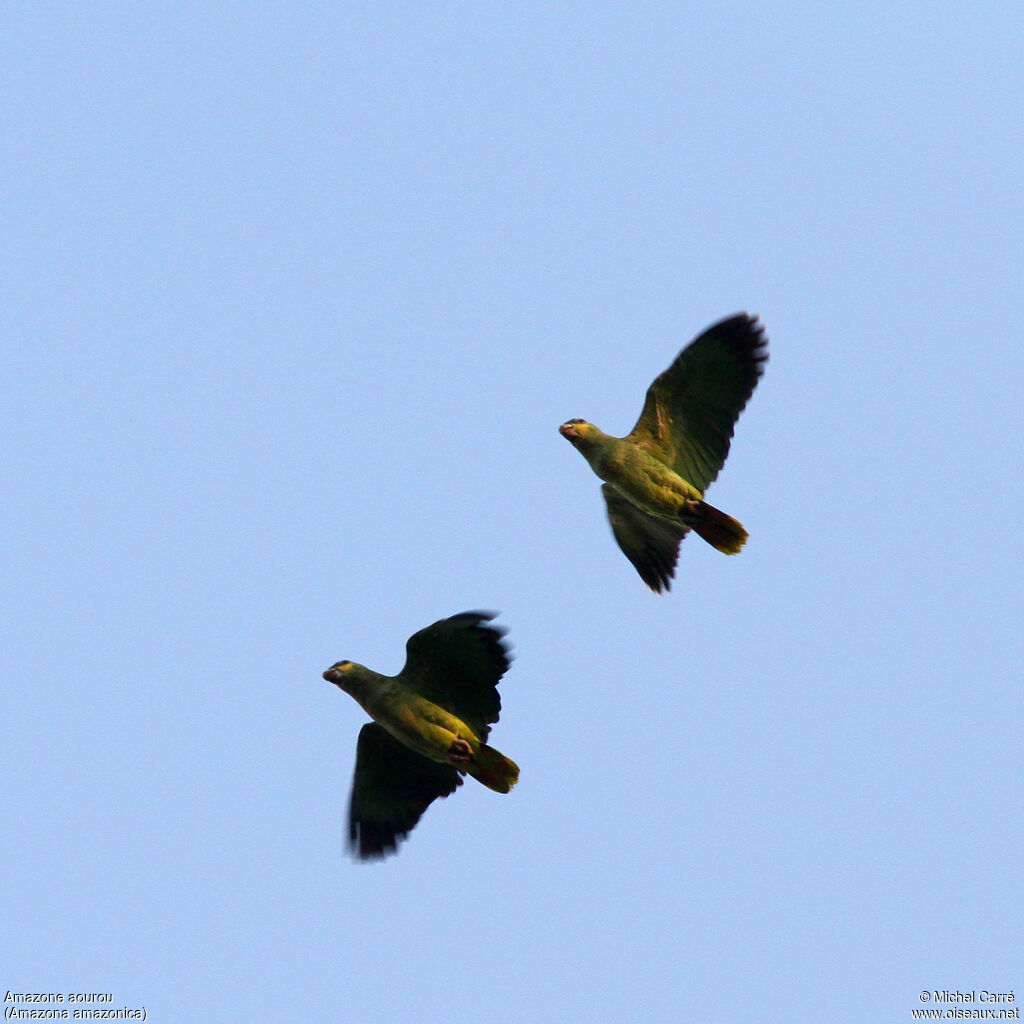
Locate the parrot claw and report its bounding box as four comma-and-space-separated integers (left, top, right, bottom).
447, 738, 473, 764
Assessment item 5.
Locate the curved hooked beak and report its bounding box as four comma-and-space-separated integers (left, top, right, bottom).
559, 422, 579, 441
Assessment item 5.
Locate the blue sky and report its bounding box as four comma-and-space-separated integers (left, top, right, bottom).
4, 3, 1022, 1021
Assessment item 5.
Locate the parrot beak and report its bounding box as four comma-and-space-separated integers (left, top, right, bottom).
323, 667, 343, 684
559, 422, 577, 440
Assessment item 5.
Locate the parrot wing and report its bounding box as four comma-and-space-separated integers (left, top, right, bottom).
626, 313, 767, 493
347, 722, 462, 861
602, 483, 688, 592
399, 611, 510, 741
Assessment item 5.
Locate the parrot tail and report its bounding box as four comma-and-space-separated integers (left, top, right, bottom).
466, 744, 520, 794
687, 500, 749, 555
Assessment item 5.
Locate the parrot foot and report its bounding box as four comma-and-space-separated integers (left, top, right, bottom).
680, 499, 702, 525
446, 738, 473, 764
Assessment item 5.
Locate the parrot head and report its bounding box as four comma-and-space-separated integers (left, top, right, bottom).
323, 660, 364, 696
559, 418, 592, 445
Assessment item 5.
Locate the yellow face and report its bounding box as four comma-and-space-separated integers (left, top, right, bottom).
559, 418, 591, 443
323, 660, 354, 685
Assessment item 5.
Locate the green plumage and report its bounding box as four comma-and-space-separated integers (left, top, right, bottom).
560, 313, 768, 592
323, 611, 518, 860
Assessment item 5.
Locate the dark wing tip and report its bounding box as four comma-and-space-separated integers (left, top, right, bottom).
638, 548, 675, 593
348, 820, 400, 861
447, 609, 513, 669
640, 572, 668, 594
636, 535, 681, 593
708, 311, 769, 376
450, 609, 503, 633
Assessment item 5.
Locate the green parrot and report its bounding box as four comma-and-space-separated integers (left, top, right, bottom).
323, 610, 519, 860
559, 313, 768, 593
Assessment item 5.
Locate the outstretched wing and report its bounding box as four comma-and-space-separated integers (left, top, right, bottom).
399, 611, 511, 740
348, 723, 462, 861
602, 483, 688, 593
627, 313, 768, 493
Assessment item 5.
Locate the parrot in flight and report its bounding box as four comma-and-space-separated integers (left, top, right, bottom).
560, 312, 768, 593
323, 611, 519, 860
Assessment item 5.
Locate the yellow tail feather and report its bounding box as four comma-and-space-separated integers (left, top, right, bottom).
690, 501, 748, 555
466, 744, 519, 793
